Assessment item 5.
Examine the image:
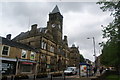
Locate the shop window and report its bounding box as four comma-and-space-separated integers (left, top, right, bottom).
2, 46, 10, 56
30, 52, 35, 60
21, 50, 27, 58
21, 64, 32, 72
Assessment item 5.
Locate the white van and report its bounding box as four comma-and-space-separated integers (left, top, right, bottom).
64, 67, 77, 75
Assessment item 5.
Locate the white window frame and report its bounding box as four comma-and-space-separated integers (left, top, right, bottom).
50, 46, 54, 53
21, 49, 27, 59
1, 45, 10, 56
41, 41, 44, 49
44, 43, 46, 50
30, 52, 35, 60
41, 41, 47, 50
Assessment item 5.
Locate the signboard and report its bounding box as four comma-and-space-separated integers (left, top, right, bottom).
22, 62, 33, 65
1, 62, 15, 75
19, 59, 36, 63
80, 65, 87, 76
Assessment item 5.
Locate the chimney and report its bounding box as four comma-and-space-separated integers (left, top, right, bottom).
31, 24, 37, 30
64, 35, 67, 42
6, 34, 11, 40
64, 35, 68, 45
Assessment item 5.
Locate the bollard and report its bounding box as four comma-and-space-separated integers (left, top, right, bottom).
11, 76, 14, 80
33, 75, 36, 80
50, 74, 52, 80
64, 73, 65, 80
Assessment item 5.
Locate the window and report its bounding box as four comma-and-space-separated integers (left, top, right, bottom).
50, 46, 54, 53
41, 41, 47, 50
41, 41, 44, 49
21, 64, 32, 72
21, 50, 27, 58
30, 52, 35, 60
44, 43, 46, 49
2, 46, 10, 56
58, 48, 60, 53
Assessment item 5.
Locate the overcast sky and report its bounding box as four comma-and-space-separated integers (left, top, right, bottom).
0, 1, 113, 61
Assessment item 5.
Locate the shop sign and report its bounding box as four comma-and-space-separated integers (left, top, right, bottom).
1, 62, 15, 74
0, 57, 16, 62
80, 65, 87, 76
22, 62, 33, 65
19, 59, 36, 63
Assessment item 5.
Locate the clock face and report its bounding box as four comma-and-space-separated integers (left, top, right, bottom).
52, 24, 55, 27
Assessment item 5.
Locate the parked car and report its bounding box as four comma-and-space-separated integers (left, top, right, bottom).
64, 67, 77, 75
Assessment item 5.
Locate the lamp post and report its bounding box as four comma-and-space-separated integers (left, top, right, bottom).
87, 37, 97, 68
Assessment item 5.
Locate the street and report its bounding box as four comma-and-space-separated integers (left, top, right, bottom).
19, 69, 96, 80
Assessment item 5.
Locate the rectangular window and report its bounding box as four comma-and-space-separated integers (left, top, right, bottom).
41, 41, 47, 50
30, 52, 35, 60
50, 46, 54, 53
44, 43, 46, 49
2, 46, 10, 56
21, 50, 27, 58
41, 41, 44, 49
21, 64, 32, 72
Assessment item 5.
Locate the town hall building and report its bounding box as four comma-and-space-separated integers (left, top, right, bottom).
0, 5, 81, 76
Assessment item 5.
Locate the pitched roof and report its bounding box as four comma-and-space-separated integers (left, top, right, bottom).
51, 5, 60, 14
1, 37, 37, 52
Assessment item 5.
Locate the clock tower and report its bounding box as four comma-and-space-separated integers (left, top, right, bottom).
47, 5, 63, 43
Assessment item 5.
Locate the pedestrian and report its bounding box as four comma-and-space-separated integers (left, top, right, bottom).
99, 67, 103, 75
93, 67, 97, 76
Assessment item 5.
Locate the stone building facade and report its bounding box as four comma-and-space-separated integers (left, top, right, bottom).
0, 35, 38, 75
0, 5, 81, 75
69, 44, 80, 67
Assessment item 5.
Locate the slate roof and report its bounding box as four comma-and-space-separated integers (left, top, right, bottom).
1, 37, 37, 52
13, 27, 48, 41
51, 5, 60, 14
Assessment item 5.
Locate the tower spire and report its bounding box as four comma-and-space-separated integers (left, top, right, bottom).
51, 5, 60, 14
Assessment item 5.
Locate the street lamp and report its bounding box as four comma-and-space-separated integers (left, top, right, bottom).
87, 37, 97, 68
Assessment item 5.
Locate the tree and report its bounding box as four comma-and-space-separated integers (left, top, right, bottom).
80, 54, 85, 63
97, 1, 120, 70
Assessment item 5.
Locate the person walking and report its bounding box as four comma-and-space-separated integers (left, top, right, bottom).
93, 67, 97, 76
99, 67, 103, 75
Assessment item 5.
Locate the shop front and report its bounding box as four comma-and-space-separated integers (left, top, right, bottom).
0, 57, 16, 75
18, 59, 37, 74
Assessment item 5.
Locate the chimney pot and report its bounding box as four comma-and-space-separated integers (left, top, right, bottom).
6, 34, 11, 40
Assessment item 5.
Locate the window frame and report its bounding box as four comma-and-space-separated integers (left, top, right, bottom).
1, 45, 10, 56
50, 46, 54, 53
41, 41, 47, 50
21, 49, 27, 59
30, 51, 35, 60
